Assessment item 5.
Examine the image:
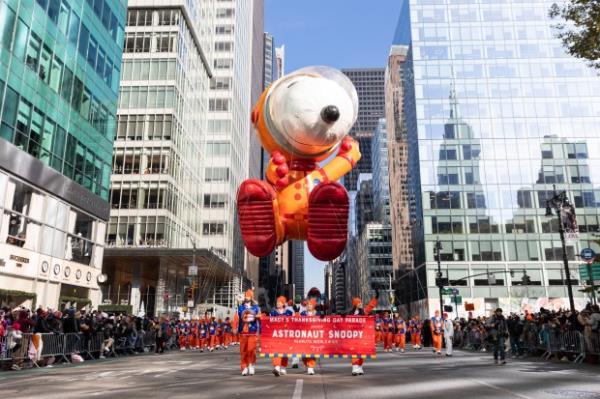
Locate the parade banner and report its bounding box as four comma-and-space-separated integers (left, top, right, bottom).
260, 315, 375, 359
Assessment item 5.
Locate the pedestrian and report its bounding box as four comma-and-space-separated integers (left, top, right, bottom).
422, 318, 433, 348
486, 308, 508, 365
442, 312, 454, 357
430, 310, 443, 355
507, 314, 524, 357
271, 296, 293, 376
237, 289, 260, 376
349, 292, 378, 376
8, 321, 24, 370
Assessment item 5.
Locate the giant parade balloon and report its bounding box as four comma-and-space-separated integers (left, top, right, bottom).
237, 66, 360, 261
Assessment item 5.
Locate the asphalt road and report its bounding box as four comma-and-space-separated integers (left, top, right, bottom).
1, 347, 599, 399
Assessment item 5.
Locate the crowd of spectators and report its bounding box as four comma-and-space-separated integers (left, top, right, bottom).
454, 303, 600, 358
0, 306, 176, 370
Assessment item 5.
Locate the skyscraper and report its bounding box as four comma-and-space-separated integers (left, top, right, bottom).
341, 68, 385, 192
385, 44, 415, 283
291, 240, 304, 298
395, 0, 600, 316
371, 118, 390, 223
0, 0, 126, 309
102, 1, 250, 317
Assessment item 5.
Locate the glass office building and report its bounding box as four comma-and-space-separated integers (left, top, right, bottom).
0, 0, 126, 309
395, 0, 600, 316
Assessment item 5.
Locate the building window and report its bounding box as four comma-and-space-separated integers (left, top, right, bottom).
205, 141, 230, 156
204, 167, 229, 182
203, 193, 227, 208
214, 58, 233, 69
215, 41, 233, 52
202, 222, 226, 235
216, 8, 234, 18
210, 77, 232, 90
209, 98, 231, 111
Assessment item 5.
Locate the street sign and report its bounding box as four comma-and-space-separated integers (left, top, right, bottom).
579, 263, 600, 281
451, 288, 459, 296
580, 248, 596, 264
453, 295, 462, 304
187, 300, 195, 307
441, 288, 453, 295
188, 265, 198, 276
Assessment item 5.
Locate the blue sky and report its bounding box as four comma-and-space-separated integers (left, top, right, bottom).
265, 0, 402, 294
265, 0, 402, 72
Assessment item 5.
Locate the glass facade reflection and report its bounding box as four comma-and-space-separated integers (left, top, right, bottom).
0, 0, 126, 199
395, 0, 600, 315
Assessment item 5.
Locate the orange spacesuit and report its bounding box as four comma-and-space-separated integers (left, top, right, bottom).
238, 67, 361, 262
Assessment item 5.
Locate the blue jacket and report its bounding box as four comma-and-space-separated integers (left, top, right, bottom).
238, 303, 260, 334
270, 308, 293, 316
300, 310, 320, 316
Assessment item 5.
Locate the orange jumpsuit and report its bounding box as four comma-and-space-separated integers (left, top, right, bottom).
394, 318, 407, 350
189, 322, 198, 349
431, 316, 443, 353
381, 316, 394, 350
300, 309, 318, 369
410, 318, 422, 348
351, 298, 377, 367
238, 302, 260, 370
271, 307, 294, 369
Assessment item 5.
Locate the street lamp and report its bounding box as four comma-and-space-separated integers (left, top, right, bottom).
545, 189, 576, 312
434, 240, 444, 316
186, 232, 198, 306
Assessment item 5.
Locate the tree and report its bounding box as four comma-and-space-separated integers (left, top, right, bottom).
549, 1, 600, 69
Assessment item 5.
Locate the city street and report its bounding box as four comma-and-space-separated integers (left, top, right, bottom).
0, 348, 598, 399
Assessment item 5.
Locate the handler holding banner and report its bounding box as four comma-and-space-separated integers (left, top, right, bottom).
260, 313, 376, 376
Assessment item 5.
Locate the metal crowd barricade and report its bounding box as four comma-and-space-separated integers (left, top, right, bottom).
587, 333, 600, 356
0, 335, 9, 362
143, 329, 156, 350
63, 332, 85, 359
86, 332, 104, 359
40, 333, 69, 363
542, 330, 585, 364
562, 331, 586, 364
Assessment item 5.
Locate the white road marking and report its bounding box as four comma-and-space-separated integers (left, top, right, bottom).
292, 379, 303, 399
471, 379, 533, 399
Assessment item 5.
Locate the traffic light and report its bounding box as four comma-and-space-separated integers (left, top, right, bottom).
185, 286, 193, 300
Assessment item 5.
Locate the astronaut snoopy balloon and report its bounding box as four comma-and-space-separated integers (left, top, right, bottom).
237, 66, 360, 261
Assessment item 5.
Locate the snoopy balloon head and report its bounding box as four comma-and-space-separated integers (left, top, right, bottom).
238, 66, 361, 261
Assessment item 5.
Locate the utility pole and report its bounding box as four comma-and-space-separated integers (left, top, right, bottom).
435, 240, 444, 316
545, 188, 576, 312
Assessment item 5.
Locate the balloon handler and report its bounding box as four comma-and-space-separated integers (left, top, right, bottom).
237, 289, 261, 376
348, 289, 378, 376
237, 66, 361, 262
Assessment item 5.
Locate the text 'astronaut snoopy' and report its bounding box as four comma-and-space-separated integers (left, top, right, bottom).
237, 66, 361, 261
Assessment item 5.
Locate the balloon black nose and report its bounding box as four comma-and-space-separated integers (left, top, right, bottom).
321, 105, 340, 124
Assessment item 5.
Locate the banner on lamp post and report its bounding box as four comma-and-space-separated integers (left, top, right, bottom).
560, 203, 579, 242
259, 315, 376, 358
